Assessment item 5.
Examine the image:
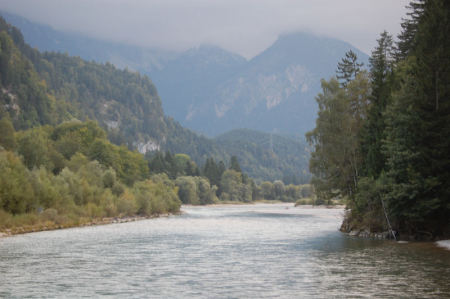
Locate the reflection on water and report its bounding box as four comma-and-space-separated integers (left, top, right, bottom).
0, 204, 449, 298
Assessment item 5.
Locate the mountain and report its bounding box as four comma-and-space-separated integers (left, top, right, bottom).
214, 129, 310, 184
1, 11, 369, 138
151, 45, 247, 124
0, 16, 310, 183
151, 32, 369, 136
0, 11, 176, 73
0, 16, 167, 150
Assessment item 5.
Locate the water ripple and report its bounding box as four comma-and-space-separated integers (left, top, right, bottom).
0, 204, 449, 298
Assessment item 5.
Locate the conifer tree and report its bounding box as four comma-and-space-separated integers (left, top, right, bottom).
395, 0, 425, 61
229, 156, 242, 173
336, 50, 364, 87
362, 31, 395, 178
383, 0, 450, 235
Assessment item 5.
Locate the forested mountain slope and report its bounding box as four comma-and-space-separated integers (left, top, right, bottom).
0, 17, 310, 182
2, 11, 369, 137
0, 16, 167, 151
214, 129, 310, 184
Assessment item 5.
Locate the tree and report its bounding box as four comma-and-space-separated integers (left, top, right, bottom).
382, 0, 450, 236
229, 156, 242, 173
0, 117, 16, 150
16, 127, 52, 170
0, 150, 35, 214
307, 72, 370, 201
336, 50, 364, 87
219, 170, 248, 201
362, 31, 395, 178
395, 0, 425, 61
175, 176, 198, 204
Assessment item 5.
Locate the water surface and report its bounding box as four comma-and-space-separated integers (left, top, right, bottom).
1, 204, 449, 298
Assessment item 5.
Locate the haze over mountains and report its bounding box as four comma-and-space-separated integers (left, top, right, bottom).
0, 14, 310, 183
1, 11, 369, 137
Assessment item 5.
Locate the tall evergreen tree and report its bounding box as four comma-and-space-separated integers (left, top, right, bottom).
383, 0, 450, 236
362, 31, 395, 178
229, 156, 242, 173
336, 50, 364, 87
395, 0, 425, 61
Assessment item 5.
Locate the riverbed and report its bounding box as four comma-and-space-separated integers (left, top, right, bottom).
0, 204, 449, 298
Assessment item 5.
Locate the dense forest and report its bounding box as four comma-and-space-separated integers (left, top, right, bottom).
307, 0, 449, 239
214, 129, 310, 184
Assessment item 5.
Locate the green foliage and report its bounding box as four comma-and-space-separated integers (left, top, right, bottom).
0, 150, 35, 214
255, 181, 311, 203
336, 50, 364, 87
175, 176, 217, 205
148, 151, 200, 180
219, 170, 252, 202
309, 0, 450, 238
0, 16, 312, 185
0, 120, 180, 232
229, 156, 242, 172
0, 16, 166, 149
0, 117, 16, 150
361, 31, 395, 178
307, 72, 370, 200
202, 157, 225, 188
133, 175, 181, 216
214, 129, 310, 184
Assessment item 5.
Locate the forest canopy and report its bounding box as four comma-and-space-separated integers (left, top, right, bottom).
307, 0, 449, 239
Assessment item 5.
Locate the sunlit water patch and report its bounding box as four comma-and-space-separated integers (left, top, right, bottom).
1, 204, 449, 298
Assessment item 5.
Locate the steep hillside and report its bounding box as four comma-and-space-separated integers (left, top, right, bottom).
0, 16, 167, 150
214, 129, 310, 184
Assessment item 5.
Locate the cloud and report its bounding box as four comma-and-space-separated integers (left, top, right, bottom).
0, 0, 409, 58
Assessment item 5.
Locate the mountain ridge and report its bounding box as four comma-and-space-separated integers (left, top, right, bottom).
1, 11, 369, 138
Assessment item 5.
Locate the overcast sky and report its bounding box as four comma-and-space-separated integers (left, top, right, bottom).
0, 0, 409, 58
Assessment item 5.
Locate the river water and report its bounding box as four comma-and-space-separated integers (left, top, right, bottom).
1, 204, 449, 298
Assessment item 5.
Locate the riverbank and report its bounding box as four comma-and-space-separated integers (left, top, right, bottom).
0, 213, 178, 238
339, 209, 450, 241
1, 201, 342, 238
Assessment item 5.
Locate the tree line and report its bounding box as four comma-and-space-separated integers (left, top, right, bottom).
0, 118, 313, 233
307, 0, 449, 239
0, 119, 180, 233
146, 151, 313, 204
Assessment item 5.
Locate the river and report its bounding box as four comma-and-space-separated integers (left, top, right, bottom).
1, 203, 449, 298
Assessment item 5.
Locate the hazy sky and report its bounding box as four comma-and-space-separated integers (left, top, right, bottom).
0, 0, 410, 58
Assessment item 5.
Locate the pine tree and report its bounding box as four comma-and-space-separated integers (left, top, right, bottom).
336, 50, 364, 87
362, 31, 395, 178
229, 156, 242, 173
395, 0, 425, 61
383, 0, 450, 236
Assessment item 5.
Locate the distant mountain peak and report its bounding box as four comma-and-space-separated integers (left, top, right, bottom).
2, 11, 369, 138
